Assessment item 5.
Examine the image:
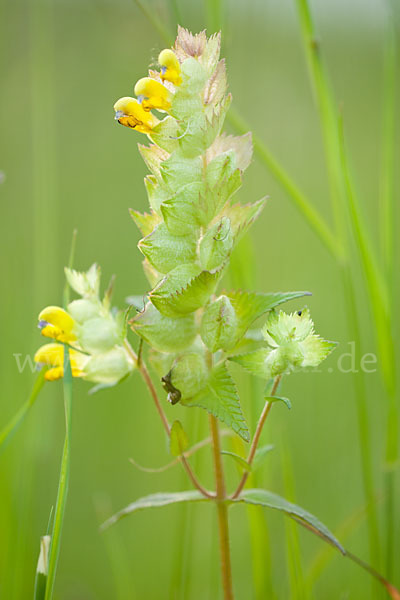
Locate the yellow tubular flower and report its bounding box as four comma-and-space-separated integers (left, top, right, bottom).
158, 49, 182, 86
113, 97, 159, 133
34, 343, 86, 381
38, 306, 77, 343
134, 78, 172, 112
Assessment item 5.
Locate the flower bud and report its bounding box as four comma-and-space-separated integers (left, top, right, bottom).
67, 298, 99, 324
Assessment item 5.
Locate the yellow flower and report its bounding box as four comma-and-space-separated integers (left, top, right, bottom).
38, 306, 76, 343
158, 49, 182, 86
134, 78, 172, 112
113, 97, 159, 133
34, 343, 87, 381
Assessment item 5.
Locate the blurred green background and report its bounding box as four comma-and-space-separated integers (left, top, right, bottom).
1, 0, 399, 597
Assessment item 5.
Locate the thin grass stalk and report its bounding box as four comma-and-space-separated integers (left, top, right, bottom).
226, 108, 339, 260
0, 370, 46, 455
380, 4, 396, 293
338, 116, 398, 580
34, 535, 51, 600
294, 0, 387, 578
44, 349, 73, 600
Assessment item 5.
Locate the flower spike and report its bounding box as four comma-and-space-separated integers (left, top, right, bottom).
134, 77, 172, 112
38, 306, 76, 343
114, 97, 159, 133
158, 49, 182, 86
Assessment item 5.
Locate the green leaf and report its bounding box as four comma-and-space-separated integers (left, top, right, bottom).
207, 132, 253, 172
265, 396, 292, 410
253, 444, 274, 470
235, 489, 344, 554
203, 168, 243, 225
144, 175, 171, 215
131, 302, 197, 353
139, 144, 169, 183
222, 198, 266, 239
200, 295, 237, 352
138, 223, 197, 274
229, 348, 287, 380
299, 335, 337, 367
161, 182, 203, 236
150, 264, 222, 317
221, 450, 251, 472
149, 116, 179, 153
129, 209, 161, 237
161, 152, 203, 189
227, 290, 311, 347
101, 491, 206, 531
182, 362, 250, 441
178, 112, 212, 158
199, 217, 234, 271
169, 420, 189, 457
206, 149, 236, 188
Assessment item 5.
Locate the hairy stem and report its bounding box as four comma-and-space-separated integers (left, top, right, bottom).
210, 415, 234, 600
124, 341, 213, 498
232, 375, 281, 500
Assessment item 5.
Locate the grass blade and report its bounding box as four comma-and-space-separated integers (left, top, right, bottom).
44, 347, 73, 600
294, 0, 392, 579
0, 369, 46, 455
227, 108, 339, 259
380, 3, 396, 290
34, 535, 51, 600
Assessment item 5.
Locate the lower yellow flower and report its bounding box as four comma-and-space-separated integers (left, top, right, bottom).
158, 49, 182, 86
34, 343, 87, 382
113, 97, 159, 133
134, 77, 172, 112
38, 306, 77, 343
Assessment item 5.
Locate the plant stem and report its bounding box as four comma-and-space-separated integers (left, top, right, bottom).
209, 415, 234, 600
140, 363, 213, 497
125, 341, 214, 499
231, 375, 281, 500
139, 357, 171, 436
